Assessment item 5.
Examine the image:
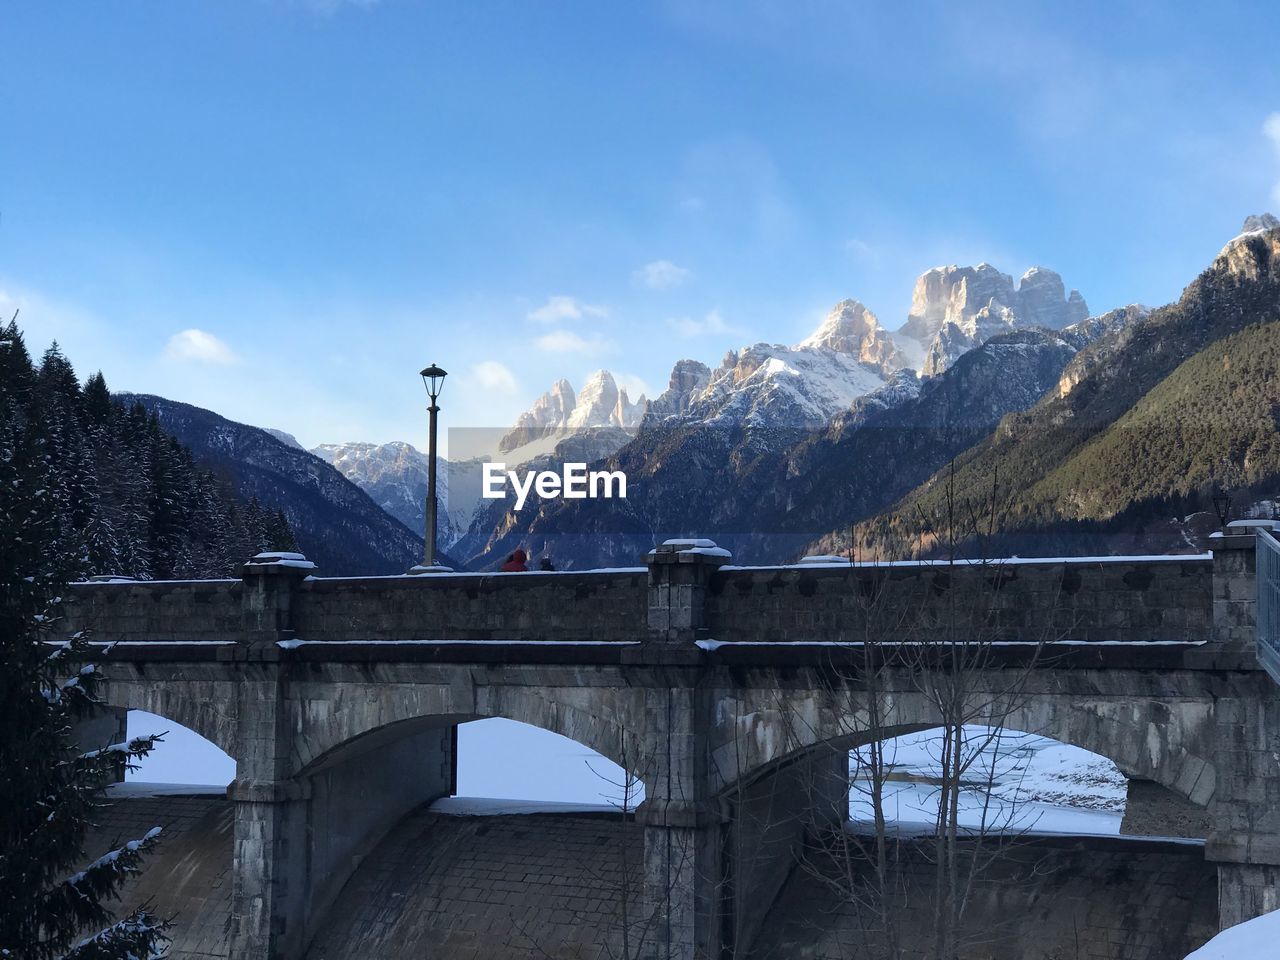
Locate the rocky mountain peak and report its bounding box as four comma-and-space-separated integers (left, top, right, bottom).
900, 261, 1088, 376
1217, 212, 1280, 281
567, 370, 620, 430
1241, 213, 1280, 234
1016, 267, 1090, 330
648, 359, 712, 420
798, 299, 904, 375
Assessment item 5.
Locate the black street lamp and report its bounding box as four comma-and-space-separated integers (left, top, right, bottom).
1212, 486, 1233, 531
411, 364, 449, 573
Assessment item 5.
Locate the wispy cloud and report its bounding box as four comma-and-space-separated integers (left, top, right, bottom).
665, 309, 738, 339
279, 0, 381, 17
471, 360, 518, 394
844, 238, 883, 270
1266, 112, 1280, 205
535, 330, 616, 354
528, 295, 609, 323
633, 259, 692, 290
614, 372, 653, 401
162, 329, 238, 365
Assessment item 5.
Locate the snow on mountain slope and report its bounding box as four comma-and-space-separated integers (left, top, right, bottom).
311, 440, 436, 534
648, 298, 901, 429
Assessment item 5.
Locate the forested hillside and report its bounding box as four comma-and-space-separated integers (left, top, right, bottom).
120, 393, 435, 575
0, 321, 293, 580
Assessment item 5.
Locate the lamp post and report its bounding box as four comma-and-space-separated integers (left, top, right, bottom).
410, 364, 450, 574
1212, 485, 1232, 531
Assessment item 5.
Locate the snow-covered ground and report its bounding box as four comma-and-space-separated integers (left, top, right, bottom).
1184, 908, 1280, 959
851, 727, 1127, 836
123, 714, 1125, 835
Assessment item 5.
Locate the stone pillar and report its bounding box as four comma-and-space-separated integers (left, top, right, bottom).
1208, 522, 1275, 659
645, 539, 729, 644
226, 552, 314, 959
1203, 682, 1280, 933
237, 551, 315, 651
636, 683, 722, 960
1218, 863, 1280, 928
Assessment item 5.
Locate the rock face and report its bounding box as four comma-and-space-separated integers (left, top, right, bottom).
1056, 305, 1152, 398
646, 359, 712, 420
797, 299, 904, 374
499, 380, 577, 454
899, 263, 1089, 376
1217, 213, 1280, 281
493, 371, 648, 466
1017, 267, 1090, 330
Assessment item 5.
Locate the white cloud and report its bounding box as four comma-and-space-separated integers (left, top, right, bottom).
528, 295, 609, 324
471, 360, 518, 394
1266, 112, 1280, 205
633, 259, 692, 290
162, 329, 238, 365
665, 309, 738, 339
535, 330, 617, 354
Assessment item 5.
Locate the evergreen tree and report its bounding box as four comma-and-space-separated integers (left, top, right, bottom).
0, 323, 169, 958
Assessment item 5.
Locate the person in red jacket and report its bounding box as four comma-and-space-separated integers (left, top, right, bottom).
500, 548, 528, 572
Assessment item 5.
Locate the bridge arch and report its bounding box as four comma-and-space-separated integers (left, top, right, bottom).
288, 680, 647, 781
707, 686, 1218, 809
97, 674, 239, 760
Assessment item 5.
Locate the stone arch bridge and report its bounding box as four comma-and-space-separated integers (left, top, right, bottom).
57, 530, 1280, 959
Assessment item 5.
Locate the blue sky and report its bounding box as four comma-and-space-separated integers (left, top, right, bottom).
3, 0, 1279, 448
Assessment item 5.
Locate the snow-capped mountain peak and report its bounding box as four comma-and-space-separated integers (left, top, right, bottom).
798, 299, 904, 374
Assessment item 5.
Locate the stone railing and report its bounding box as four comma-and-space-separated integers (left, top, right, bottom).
57, 533, 1269, 657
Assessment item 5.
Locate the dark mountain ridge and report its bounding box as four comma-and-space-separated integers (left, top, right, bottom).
118, 393, 437, 576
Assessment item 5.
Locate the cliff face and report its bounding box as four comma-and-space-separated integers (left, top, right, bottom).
899, 263, 1089, 375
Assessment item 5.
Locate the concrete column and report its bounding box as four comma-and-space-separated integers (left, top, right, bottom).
645, 539, 729, 644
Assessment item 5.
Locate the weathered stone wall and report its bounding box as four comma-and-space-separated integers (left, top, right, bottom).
93, 799, 1218, 960
751, 833, 1218, 960
293, 572, 649, 643
90, 793, 233, 960
62, 580, 242, 643
305, 810, 642, 960
707, 557, 1212, 643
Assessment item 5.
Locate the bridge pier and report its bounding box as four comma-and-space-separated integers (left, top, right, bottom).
227, 555, 459, 958
1204, 526, 1280, 932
